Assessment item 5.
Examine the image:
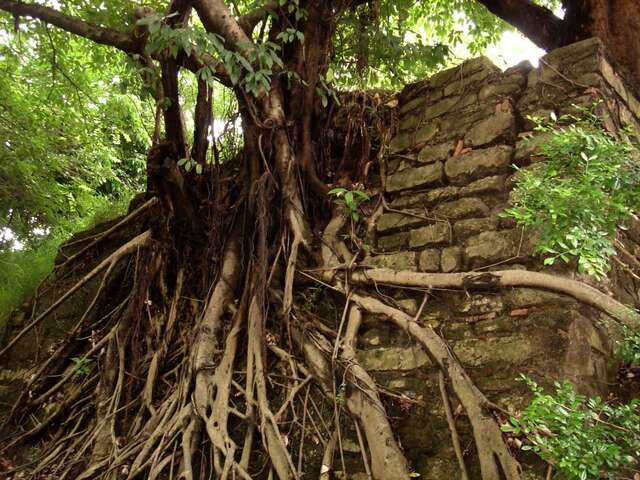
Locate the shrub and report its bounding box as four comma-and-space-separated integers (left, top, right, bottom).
504, 108, 640, 279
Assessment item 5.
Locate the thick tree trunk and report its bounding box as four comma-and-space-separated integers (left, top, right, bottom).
476, 0, 640, 89
564, 0, 640, 89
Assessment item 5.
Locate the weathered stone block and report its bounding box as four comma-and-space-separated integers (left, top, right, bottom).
389, 186, 460, 209
360, 328, 384, 346
397, 298, 419, 315
409, 223, 450, 248
540, 38, 604, 69
387, 156, 412, 174
425, 186, 460, 203
424, 96, 461, 120
387, 161, 444, 192
419, 249, 441, 272
399, 96, 426, 114
574, 72, 603, 87
465, 99, 516, 147
444, 145, 514, 185
433, 197, 489, 220
389, 131, 413, 153
387, 193, 426, 209
414, 122, 440, 145
475, 316, 514, 334
464, 229, 522, 266
357, 346, 430, 371
456, 294, 504, 315
435, 102, 497, 142
399, 113, 421, 131
514, 133, 553, 164
441, 246, 462, 273
377, 212, 425, 233
453, 217, 498, 241
364, 251, 416, 270
478, 80, 523, 101
444, 67, 498, 97
377, 231, 409, 250
431, 56, 497, 88
459, 175, 506, 197
453, 335, 534, 367
504, 288, 574, 308
417, 141, 453, 164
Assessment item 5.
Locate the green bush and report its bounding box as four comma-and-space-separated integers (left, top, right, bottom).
503, 377, 640, 480
504, 108, 640, 279
0, 237, 59, 323
617, 324, 640, 365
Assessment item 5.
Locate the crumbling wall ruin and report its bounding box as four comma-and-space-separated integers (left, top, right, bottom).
350, 38, 640, 479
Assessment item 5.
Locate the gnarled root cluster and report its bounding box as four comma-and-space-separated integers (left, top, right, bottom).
0, 170, 636, 480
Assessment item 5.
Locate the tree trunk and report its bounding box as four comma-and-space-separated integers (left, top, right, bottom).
476, 0, 640, 90
564, 0, 640, 90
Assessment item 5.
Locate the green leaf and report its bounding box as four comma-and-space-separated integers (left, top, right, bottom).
237, 54, 254, 73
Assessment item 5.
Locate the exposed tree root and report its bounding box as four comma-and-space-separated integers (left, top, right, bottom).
0, 230, 153, 360
2, 0, 638, 478
349, 267, 639, 327
351, 292, 523, 480
439, 370, 470, 480
292, 304, 411, 479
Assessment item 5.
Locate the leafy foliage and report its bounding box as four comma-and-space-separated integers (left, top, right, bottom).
71, 356, 93, 376
504, 108, 640, 278
503, 376, 640, 480
140, 10, 287, 97
0, 20, 150, 249
617, 324, 640, 365
331, 0, 510, 88
0, 236, 59, 324
328, 187, 370, 221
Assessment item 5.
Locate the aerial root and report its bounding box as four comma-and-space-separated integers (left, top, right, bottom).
439, 370, 470, 480
0, 230, 153, 360
351, 292, 522, 480
292, 304, 411, 479
349, 267, 639, 327
144, 268, 185, 414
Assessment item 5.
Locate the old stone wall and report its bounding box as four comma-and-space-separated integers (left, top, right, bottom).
350, 38, 640, 479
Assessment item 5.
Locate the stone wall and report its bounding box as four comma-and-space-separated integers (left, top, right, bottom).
350, 38, 640, 479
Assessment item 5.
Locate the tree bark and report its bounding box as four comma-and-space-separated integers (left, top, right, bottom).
475, 0, 640, 88
563, 0, 640, 88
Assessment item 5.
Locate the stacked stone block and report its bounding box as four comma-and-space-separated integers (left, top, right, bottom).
351, 38, 640, 479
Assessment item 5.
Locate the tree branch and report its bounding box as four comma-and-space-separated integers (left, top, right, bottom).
474, 0, 565, 50
193, 0, 253, 50
0, 0, 233, 86
0, 0, 139, 52
237, 1, 277, 35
